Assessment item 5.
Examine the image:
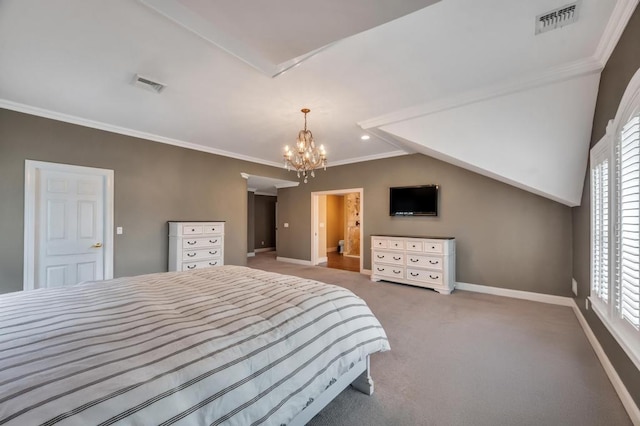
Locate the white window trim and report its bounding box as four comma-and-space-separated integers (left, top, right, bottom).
589, 67, 640, 371
590, 134, 611, 312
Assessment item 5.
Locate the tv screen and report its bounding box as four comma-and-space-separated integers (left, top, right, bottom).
390, 185, 438, 216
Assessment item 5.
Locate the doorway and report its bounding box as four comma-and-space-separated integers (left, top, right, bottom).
242, 173, 298, 258
311, 188, 363, 273
24, 160, 114, 290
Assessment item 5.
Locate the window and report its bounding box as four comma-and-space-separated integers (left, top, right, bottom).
617, 115, 640, 330
590, 68, 640, 370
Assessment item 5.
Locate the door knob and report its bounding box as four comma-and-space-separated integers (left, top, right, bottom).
91, 242, 103, 248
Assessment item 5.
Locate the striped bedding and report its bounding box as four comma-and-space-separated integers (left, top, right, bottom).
0, 266, 389, 426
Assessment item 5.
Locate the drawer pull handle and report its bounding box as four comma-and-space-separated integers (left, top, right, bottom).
210, 239, 218, 244
186, 253, 196, 257
431, 246, 435, 249
377, 268, 385, 272
377, 255, 384, 259
393, 256, 401, 261
410, 258, 419, 262
187, 241, 196, 245
430, 274, 439, 279
393, 270, 401, 274
429, 260, 439, 265
410, 272, 419, 277
192, 229, 196, 232
209, 261, 218, 266
209, 251, 217, 255
187, 265, 196, 270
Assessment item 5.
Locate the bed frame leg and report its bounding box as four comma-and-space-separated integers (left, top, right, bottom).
351, 356, 374, 395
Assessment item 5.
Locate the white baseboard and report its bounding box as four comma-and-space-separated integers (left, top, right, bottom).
361, 269, 372, 276
327, 247, 338, 252
255, 247, 275, 253
317, 256, 328, 263
344, 254, 360, 259
571, 300, 640, 425
457, 281, 638, 423
455, 281, 573, 306
276, 256, 312, 266
247, 252, 255, 258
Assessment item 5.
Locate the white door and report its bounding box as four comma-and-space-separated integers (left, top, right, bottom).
37, 169, 105, 288
24, 160, 114, 291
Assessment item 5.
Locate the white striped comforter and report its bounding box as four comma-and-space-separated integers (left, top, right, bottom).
0, 266, 389, 426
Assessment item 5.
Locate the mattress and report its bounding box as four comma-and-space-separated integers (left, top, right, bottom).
0, 266, 389, 425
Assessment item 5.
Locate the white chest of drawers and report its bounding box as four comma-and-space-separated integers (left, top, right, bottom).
371, 235, 455, 294
168, 221, 225, 272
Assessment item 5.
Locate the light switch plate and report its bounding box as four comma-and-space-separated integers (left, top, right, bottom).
116, 226, 123, 235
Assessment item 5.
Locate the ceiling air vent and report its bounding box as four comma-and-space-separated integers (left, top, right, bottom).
133, 74, 166, 93
535, 1, 580, 35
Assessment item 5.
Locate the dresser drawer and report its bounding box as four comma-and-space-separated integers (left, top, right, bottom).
182, 258, 222, 271
405, 254, 443, 271
406, 268, 443, 285
182, 225, 203, 235
181, 248, 223, 261
405, 240, 423, 251
372, 238, 388, 249
424, 241, 444, 254
373, 251, 404, 265
203, 223, 224, 234
182, 236, 223, 249
388, 239, 404, 250
373, 265, 405, 279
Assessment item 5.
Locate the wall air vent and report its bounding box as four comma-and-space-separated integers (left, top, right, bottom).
535, 1, 580, 35
133, 74, 166, 93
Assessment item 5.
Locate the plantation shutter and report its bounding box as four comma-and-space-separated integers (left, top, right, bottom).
591, 137, 610, 304
592, 159, 609, 302
616, 115, 640, 330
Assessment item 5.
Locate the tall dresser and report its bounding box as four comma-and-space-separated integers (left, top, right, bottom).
370, 235, 456, 294
168, 221, 225, 272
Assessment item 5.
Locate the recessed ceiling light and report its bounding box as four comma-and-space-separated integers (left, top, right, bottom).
361, 135, 370, 140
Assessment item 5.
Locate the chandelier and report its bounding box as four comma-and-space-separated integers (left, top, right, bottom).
283, 108, 327, 183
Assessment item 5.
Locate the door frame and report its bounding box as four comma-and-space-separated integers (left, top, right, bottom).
24, 160, 115, 290
311, 188, 363, 272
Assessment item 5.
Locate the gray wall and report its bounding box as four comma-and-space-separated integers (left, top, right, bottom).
0, 109, 289, 293
572, 6, 640, 406
277, 153, 572, 296
254, 195, 276, 249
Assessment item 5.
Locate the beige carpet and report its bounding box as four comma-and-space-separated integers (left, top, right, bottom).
248, 252, 631, 426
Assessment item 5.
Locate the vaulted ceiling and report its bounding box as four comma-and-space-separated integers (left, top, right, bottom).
0, 0, 637, 206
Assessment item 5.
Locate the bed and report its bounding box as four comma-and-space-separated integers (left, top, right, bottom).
0, 265, 389, 425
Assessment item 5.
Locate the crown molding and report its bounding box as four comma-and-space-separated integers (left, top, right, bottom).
1, 99, 410, 169
365, 128, 412, 151
0, 99, 283, 168
358, 57, 603, 130
328, 150, 408, 167
410, 143, 580, 206
274, 181, 300, 189
593, 0, 639, 66
358, 0, 638, 131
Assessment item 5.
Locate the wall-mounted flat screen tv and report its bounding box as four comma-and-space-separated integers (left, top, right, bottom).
389, 185, 438, 216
